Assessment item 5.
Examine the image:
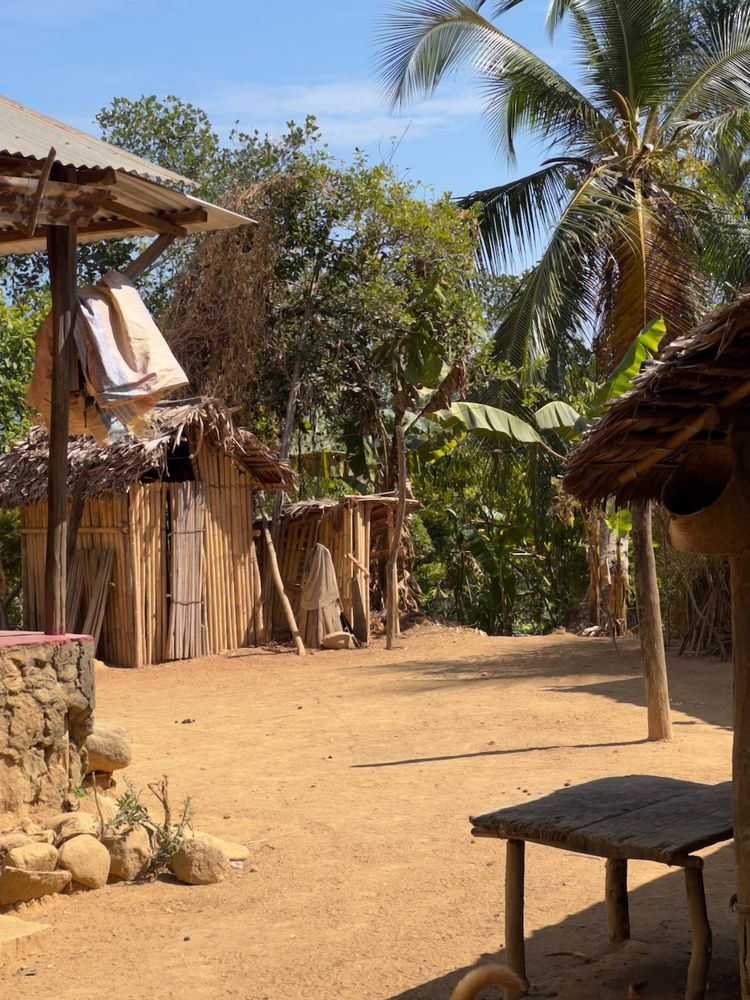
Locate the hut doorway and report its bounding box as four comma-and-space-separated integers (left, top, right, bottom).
166, 482, 204, 661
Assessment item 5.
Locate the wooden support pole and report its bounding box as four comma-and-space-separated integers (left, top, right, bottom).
504, 839, 528, 999
386, 424, 407, 651
605, 858, 630, 942
631, 499, 672, 741
731, 551, 750, 999
684, 866, 712, 1000
123, 233, 176, 282
260, 506, 305, 657
44, 186, 77, 635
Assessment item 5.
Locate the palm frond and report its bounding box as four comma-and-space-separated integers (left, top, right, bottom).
457, 161, 588, 270
664, 6, 750, 133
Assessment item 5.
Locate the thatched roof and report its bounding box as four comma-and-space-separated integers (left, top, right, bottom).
281, 493, 422, 522
565, 289, 750, 505
0, 397, 294, 508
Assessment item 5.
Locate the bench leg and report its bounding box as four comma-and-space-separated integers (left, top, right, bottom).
605, 858, 630, 943
684, 867, 712, 1000
505, 839, 528, 999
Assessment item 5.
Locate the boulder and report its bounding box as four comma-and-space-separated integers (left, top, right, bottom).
0, 866, 71, 906
169, 839, 229, 885
321, 630, 354, 650
58, 835, 110, 889
84, 724, 131, 774
5, 842, 59, 872
104, 826, 152, 882
52, 813, 100, 844
0, 832, 32, 855
76, 794, 120, 823
187, 830, 250, 862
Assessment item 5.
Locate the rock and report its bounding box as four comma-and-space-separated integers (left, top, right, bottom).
5, 843, 59, 872
321, 630, 353, 650
0, 832, 32, 854
52, 813, 100, 845
0, 867, 71, 906
104, 826, 152, 881
187, 830, 250, 862
57, 835, 110, 889
76, 793, 120, 823
84, 724, 131, 774
169, 839, 229, 885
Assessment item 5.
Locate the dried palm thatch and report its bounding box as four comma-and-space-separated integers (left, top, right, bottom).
162, 179, 293, 406
565, 287, 750, 505
0, 396, 294, 508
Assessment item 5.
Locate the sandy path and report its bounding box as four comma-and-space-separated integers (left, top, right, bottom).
0, 625, 738, 998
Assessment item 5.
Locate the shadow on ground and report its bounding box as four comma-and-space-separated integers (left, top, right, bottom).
387, 843, 738, 1000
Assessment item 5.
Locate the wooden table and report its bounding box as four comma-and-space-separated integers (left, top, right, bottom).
470, 776, 733, 1000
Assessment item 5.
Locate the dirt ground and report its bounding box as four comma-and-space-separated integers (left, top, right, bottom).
0, 623, 740, 999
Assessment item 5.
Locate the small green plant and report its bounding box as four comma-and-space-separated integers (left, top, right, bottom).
112, 779, 150, 832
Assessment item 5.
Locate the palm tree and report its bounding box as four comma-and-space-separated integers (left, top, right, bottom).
376, 0, 750, 739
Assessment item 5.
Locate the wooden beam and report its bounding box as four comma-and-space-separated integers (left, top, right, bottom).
44, 165, 78, 635
101, 199, 187, 237
123, 234, 176, 282
23, 146, 55, 237
0, 208, 209, 249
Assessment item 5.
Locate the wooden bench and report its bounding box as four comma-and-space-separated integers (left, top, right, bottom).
470, 775, 733, 1000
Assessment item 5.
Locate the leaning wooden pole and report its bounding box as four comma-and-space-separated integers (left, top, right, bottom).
259, 504, 305, 657
631, 499, 672, 740
386, 424, 407, 651
732, 551, 750, 998
44, 204, 77, 635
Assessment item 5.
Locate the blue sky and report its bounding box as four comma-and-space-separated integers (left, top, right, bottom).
1, 0, 575, 201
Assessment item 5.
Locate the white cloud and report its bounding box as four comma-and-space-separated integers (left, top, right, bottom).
205, 79, 481, 149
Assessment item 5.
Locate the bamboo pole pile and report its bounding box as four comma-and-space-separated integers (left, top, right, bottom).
82, 549, 115, 653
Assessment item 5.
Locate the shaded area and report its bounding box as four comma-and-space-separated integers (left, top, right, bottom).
387, 843, 738, 1000
352, 739, 647, 769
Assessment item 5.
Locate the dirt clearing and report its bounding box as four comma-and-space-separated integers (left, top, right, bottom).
0, 624, 738, 998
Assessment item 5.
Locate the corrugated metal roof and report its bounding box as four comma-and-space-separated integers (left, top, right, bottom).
0, 94, 191, 185
0, 169, 253, 256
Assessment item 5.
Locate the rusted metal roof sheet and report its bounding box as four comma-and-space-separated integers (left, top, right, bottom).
0, 170, 252, 256
0, 94, 190, 185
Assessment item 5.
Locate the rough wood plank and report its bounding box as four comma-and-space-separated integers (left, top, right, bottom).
471, 776, 732, 865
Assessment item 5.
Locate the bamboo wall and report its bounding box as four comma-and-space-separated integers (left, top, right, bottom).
193, 444, 259, 656
20, 448, 262, 667
270, 501, 371, 643
22, 496, 132, 665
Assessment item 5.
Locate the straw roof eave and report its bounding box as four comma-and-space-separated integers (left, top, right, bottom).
564, 288, 750, 505
0, 398, 295, 509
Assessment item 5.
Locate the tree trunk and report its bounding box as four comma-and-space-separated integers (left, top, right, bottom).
386, 424, 407, 651
632, 500, 672, 741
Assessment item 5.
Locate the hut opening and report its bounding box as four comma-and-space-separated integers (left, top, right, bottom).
0, 398, 294, 667
259, 494, 421, 647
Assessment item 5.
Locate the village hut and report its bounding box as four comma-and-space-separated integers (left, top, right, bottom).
261, 494, 421, 645
564, 287, 750, 997
0, 398, 294, 668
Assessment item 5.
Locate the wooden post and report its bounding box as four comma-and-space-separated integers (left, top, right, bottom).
44, 199, 77, 635
684, 866, 712, 1000
731, 552, 750, 998
631, 499, 672, 741
386, 424, 407, 651
605, 858, 630, 942
504, 839, 528, 999
260, 506, 305, 657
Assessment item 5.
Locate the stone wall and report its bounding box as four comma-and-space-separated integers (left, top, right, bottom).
0, 637, 95, 819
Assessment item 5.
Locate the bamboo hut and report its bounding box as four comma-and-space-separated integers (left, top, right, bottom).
564, 287, 750, 997
0, 398, 294, 667
261, 494, 421, 645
